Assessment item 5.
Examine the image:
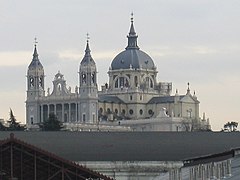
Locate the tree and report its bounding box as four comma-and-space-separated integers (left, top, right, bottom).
7, 109, 25, 131
181, 119, 192, 132
0, 121, 6, 131
41, 113, 63, 131
223, 121, 238, 132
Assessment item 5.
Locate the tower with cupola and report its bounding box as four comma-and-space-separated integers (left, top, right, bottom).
78, 37, 98, 123
26, 40, 45, 125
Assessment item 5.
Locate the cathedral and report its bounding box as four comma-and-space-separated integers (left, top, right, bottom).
26, 16, 210, 131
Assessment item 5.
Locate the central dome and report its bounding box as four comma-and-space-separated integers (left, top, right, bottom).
110, 16, 155, 71
111, 49, 155, 70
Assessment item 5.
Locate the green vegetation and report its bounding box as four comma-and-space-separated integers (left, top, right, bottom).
40, 113, 63, 131
0, 109, 25, 131
0, 121, 6, 131
7, 109, 25, 131
223, 121, 238, 132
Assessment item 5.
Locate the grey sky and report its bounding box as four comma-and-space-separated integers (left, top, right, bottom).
0, 0, 240, 130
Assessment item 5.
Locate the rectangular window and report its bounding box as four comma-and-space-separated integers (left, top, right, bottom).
130, 95, 133, 101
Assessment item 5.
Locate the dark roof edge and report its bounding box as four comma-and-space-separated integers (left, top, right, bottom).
183, 147, 240, 167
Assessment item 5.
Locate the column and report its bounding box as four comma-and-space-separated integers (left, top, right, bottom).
47, 104, 49, 118
62, 103, 64, 123
226, 159, 231, 177
76, 103, 78, 122
210, 163, 215, 179
41, 105, 43, 123
189, 167, 194, 180
69, 103, 71, 122
54, 104, 56, 115
75, 103, 77, 122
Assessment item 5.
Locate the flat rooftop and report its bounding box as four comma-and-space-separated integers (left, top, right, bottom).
0, 131, 240, 162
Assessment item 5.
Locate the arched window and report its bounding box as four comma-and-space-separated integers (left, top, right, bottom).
130, 95, 133, 101
150, 79, 153, 88
99, 108, 103, 114
58, 84, 62, 91
39, 76, 43, 88
115, 79, 119, 88
125, 79, 129, 87
145, 77, 154, 88
114, 76, 130, 88
91, 73, 95, 83
134, 76, 138, 87
82, 73, 86, 84
120, 77, 124, 87
30, 77, 34, 87
146, 77, 150, 88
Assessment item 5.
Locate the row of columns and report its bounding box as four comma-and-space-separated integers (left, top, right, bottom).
169, 159, 231, 180
40, 103, 78, 123
169, 168, 181, 180
189, 160, 231, 179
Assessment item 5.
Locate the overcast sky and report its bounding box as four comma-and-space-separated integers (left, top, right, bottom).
0, 0, 240, 131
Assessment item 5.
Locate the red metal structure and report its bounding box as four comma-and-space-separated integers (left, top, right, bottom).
0, 133, 112, 180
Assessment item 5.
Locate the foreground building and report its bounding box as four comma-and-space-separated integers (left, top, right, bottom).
0, 133, 112, 180
0, 132, 240, 179
26, 16, 210, 131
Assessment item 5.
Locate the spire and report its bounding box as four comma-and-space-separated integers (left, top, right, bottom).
85, 33, 91, 55
28, 37, 43, 68
80, 33, 95, 65
33, 37, 39, 61
129, 12, 136, 35
126, 13, 139, 50
186, 82, 191, 95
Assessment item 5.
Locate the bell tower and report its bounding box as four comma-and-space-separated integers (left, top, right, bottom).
79, 36, 98, 123
26, 39, 45, 125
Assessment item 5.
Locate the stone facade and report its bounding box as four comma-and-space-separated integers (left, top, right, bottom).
26, 16, 210, 131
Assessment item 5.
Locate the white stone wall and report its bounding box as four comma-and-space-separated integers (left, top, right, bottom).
78, 161, 183, 180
